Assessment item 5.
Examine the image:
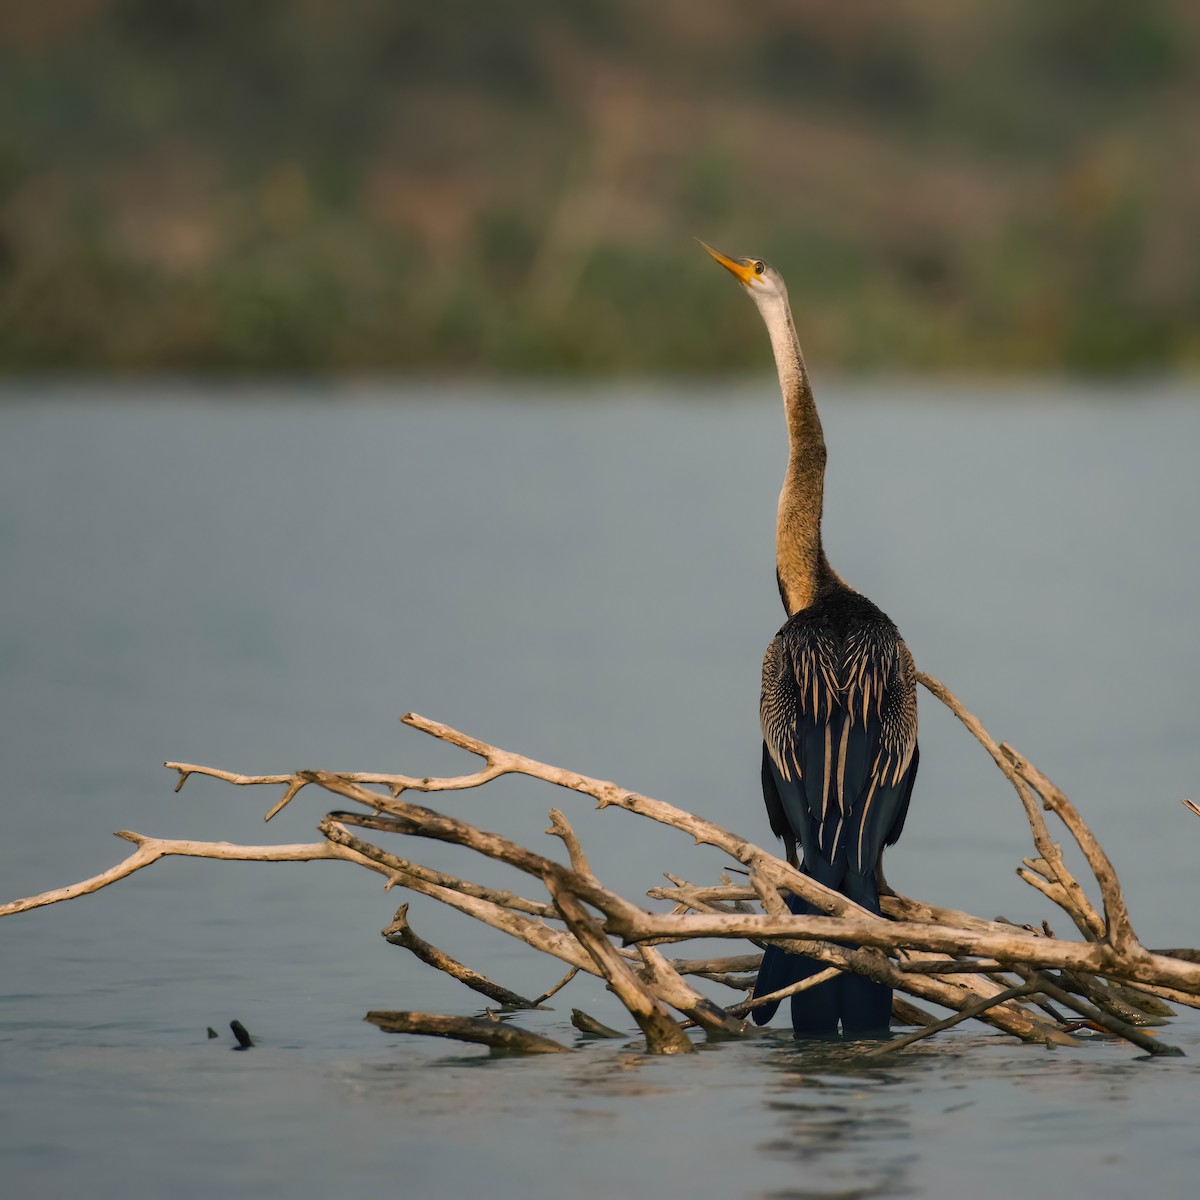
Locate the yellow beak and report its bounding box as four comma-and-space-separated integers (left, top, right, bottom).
699, 239, 755, 286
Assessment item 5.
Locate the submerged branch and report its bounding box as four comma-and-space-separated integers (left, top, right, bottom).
365, 1011, 571, 1054
1010, 968, 1183, 1057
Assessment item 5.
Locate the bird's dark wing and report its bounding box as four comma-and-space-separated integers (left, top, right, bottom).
884, 741, 919, 849
760, 615, 918, 878
761, 742, 797, 867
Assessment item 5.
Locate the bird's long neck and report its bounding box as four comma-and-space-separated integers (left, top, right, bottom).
758, 292, 836, 616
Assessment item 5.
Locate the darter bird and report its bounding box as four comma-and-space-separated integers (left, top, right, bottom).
703, 242, 919, 1036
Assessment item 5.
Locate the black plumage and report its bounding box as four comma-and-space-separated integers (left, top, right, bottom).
753, 583, 919, 1034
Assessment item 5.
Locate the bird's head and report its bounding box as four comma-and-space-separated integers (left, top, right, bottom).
699, 240, 788, 308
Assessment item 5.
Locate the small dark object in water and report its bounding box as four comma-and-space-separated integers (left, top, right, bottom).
230, 1019, 254, 1049
206, 1027, 218, 1039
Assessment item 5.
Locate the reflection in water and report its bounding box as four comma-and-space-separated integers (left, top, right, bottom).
754, 1036, 928, 1199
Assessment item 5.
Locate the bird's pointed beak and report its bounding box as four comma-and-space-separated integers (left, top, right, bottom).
699, 239, 755, 287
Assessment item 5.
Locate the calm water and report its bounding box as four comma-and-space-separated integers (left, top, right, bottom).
1, 381, 1198, 1199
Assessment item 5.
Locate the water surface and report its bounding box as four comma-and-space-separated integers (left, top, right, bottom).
1, 381, 1198, 1198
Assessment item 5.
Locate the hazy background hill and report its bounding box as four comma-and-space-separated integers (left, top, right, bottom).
2, 0, 1198, 373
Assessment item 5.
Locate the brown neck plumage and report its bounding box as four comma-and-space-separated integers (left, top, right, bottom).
758, 292, 838, 616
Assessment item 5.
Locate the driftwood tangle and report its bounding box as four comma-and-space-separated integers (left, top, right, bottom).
3, 674, 1197, 1057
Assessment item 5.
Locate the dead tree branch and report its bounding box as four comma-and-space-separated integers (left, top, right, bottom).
4, 674, 1195, 1056
364, 1011, 571, 1054
866, 983, 1040, 1056
0, 831, 346, 918
381, 904, 543, 1010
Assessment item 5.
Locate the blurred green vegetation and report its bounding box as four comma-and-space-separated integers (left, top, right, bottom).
1, 0, 1199, 374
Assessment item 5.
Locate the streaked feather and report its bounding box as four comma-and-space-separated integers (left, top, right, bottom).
759, 586, 919, 877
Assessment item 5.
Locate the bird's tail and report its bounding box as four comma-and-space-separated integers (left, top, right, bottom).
750, 866, 892, 1037
750, 888, 840, 1034
836, 869, 893, 1034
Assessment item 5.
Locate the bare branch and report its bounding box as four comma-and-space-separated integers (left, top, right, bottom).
892, 996, 941, 1028
1055, 970, 1169, 1028
916, 673, 1105, 938
1002, 744, 1136, 956
571, 1010, 624, 1038
381, 904, 542, 1009
634, 943, 745, 1038
167, 750, 511, 818
611, 909, 1200, 996
545, 808, 593, 878
532, 966, 580, 1006
317, 821, 553, 917
319, 818, 601, 974
867, 983, 1039, 1056
546, 877, 693, 1055
648, 881, 758, 911
0, 831, 342, 917
364, 1011, 571, 1054
722, 967, 842, 1019
667, 953, 763, 977
1010, 968, 1183, 1057
897, 959, 1007, 974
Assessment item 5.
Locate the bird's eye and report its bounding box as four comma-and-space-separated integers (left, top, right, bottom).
753, 261, 765, 275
